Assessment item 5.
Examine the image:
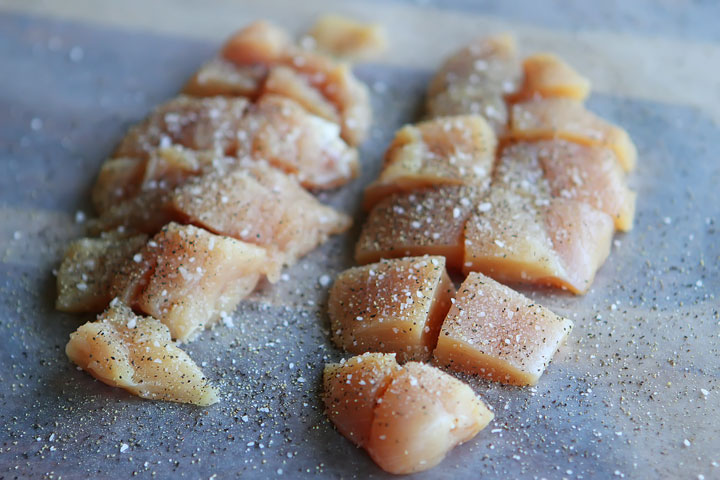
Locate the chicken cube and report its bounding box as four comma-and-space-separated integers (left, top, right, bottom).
56, 232, 148, 313
511, 53, 590, 102
307, 14, 387, 60
509, 97, 637, 171
433, 272, 573, 386
463, 189, 614, 294
356, 186, 481, 270
363, 116, 496, 209
328, 256, 454, 362
112, 223, 269, 342
66, 302, 219, 405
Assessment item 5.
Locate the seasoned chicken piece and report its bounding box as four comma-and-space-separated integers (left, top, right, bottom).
356, 186, 481, 270
169, 161, 352, 275
112, 223, 268, 342
322, 353, 402, 447
433, 272, 573, 386
183, 57, 266, 98
426, 34, 521, 134
510, 53, 590, 102
90, 161, 351, 274
66, 302, 219, 405
367, 361, 493, 474
184, 20, 371, 146
495, 140, 636, 231
92, 146, 214, 214
323, 354, 493, 474
363, 116, 496, 209
115, 96, 249, 159
307, 14, 387, 60
463, 189, 614, 294
328, 256, 454, 362
56, 232, 148, 313
238, 95, 359, 189
111, 95, 357, 190
509, 97, 637, 171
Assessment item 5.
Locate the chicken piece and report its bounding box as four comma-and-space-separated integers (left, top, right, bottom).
306, 14, 387, 60
495, 140, 636, 231
183, 58, 267, 98
322, 353, 402, 447
511, 53, 590, 102
356, 186, 480, 270
363, 116, 496, 210
463, 189, 614, 294
66, 302, 219, 405
262, 66, 340, 124
92, 146, 214, 214
323, 354, 493, 474
112, 223, 268, 342
433, 272, 573, 386
426, 34, 522, 134
169, 161, 352, 276
56, 232, 148, 313
238, 95, 359, 189
89, 161, 351, 274
509, 97, 637, 171
328, 256, 454, 362
115, 96, 249, 160
184, 21, 372, 146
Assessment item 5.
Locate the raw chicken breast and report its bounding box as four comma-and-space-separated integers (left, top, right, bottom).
426, 34, 522, 134
92, 146, 214, 214
169, 161, 352, 276
112, 223, 269, 342
363, 115, 496, 209
66, 302, 219, 405
463, 189, 614, 294
111, 95, 357, 190
115, 96, 249, 159
495, 140, 636, 231
56, 232, 148, 313
433, 272, 573, 386
238, 95, 359, 189
356, 186, 481, 270
367, 362, 493, 474
322, 353, 401, 447
511, 53, 590, 102
307, 14, 387, 60
184, 20, 371, 146
323, 354, 493, 474
509, 97, 637, 171
329, 256, 454, 362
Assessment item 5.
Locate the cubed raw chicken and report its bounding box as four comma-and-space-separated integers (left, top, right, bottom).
306, 14, 387, 60
56, 232, 148, 313
356, 186, 481, 270
463, 188, 614, 294
495, 140, 636, 231
238, 95, 359, 189
184, 20, 371, 146
322, 352, 402, 447
112, 223, 269, 342
328, 256, 454, 362
323, 353, 494, 474
111, 95, 357, 190
90, 161, 352, 276
115, 96, 249, 159
433, 272, 573, 386
66, 302, 219, 405
92, 146, 214, 214
509, 97, 637, 171
363, 115, 496, 209
426, 34, 522, 134
510, 53, 590, 102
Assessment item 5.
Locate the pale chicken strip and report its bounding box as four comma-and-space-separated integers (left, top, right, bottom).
66, 302, 219, 405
